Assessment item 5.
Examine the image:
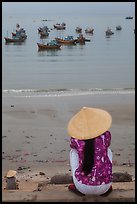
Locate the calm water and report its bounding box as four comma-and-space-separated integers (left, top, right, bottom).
2, 11, 135, 96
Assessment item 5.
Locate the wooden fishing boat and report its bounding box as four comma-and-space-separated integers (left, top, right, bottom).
125, 16, 133, 19
40, 31, 49, 38
75, 27, 82, 33
116, 25, 122, 30
37, 43, 61, 50
76, 34, 90, 44
85, 27, 94, 34
53, 22, 66, 30
37, 40, 61, 50
38, 26, 50, 34
38, 26, 50, 38
105, 27, 114, 36
55, 36, 77, 44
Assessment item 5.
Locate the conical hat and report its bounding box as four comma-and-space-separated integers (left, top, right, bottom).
6, 170, 17, 178
67, 107, 112, 140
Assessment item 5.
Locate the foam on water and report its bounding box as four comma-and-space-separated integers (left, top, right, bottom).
2, 88, 135, 97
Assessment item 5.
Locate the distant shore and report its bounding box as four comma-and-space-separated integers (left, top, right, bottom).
2, 93, 135, 182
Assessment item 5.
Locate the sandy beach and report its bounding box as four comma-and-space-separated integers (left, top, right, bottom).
2, 93, 135, 189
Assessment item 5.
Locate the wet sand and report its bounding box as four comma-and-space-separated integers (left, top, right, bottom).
2, 93, 135, 184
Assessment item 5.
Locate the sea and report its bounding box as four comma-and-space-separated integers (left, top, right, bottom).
2, 8, 135, 98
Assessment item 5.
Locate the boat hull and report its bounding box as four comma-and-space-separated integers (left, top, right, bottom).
37, 43, 61, 50
4, 37, 25, 43
53, 23, 66, 30
106, 31, 114, 36
55, 38, 77, 44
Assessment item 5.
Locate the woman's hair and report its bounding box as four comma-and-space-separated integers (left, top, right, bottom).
82, 138, 94, 175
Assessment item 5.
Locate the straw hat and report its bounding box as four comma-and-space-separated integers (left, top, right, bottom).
67, 107, 112, 140
6, 170, 17, 178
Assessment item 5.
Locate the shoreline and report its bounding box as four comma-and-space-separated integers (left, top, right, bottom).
2, 93, 135, 182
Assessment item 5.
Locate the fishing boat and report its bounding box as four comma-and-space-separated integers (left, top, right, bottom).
105, 27, 114, 36
38, 26, 50, 34
53, 22, 66, 30
125, 16, 133, 19
38, 25, 50, 38
76, 34, 90, 44
40, 30, 49, 38
37, 40, 61, 50
55, 36, 77, 44
75, 27, 82, 33
116, 25, 122, 30
85, 27, 94, 34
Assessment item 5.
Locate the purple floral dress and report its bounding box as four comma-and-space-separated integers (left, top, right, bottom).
70, 131, 113, 186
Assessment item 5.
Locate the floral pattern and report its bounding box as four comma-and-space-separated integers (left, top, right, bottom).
70, 131, 113, 186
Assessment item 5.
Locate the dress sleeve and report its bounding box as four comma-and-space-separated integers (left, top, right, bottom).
104, 131, 111, 147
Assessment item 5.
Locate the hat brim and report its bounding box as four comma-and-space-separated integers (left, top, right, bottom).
67, 107, 112, 140
6, 170, 17, 178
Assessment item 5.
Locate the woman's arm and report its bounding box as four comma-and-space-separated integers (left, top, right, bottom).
70, 137, 78, 149
104, 131, 111, 147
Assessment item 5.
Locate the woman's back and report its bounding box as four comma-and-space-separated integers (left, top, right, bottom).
70, 131, 112, 186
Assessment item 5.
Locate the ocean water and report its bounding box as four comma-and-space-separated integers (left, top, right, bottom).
2, 9, 135, 97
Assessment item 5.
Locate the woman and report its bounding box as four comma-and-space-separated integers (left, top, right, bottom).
67, 107, 113, 196
5, 170, 19, 190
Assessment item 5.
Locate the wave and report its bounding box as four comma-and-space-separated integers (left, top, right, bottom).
2, 88, 135, 97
